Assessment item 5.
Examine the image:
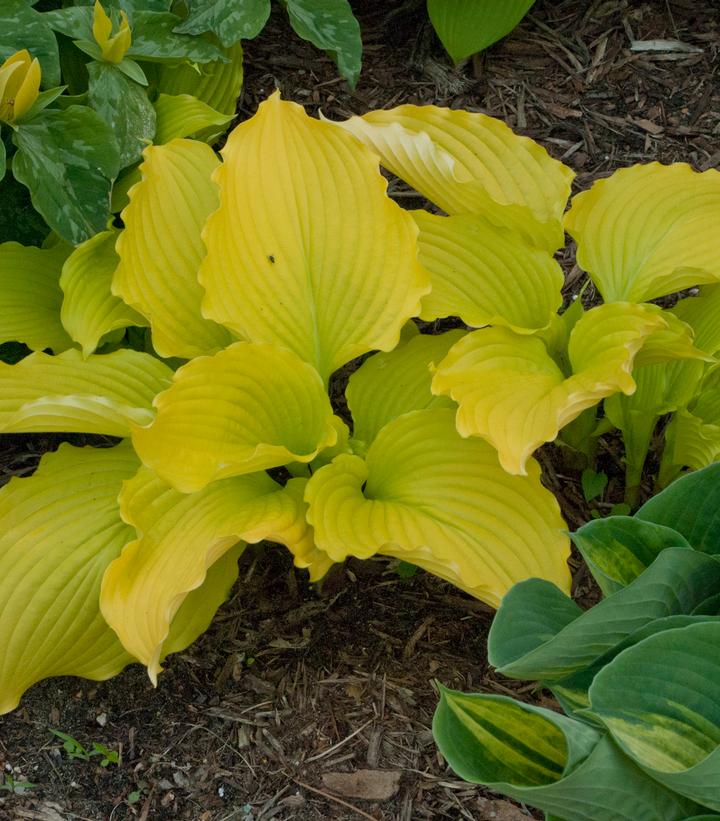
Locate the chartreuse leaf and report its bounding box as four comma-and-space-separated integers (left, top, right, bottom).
12, 106, 121, 245
0, 241, 73, 352
412, 210, 563, 332
114, 139, 232, 358
588, 621, 720, 811
336, 104, 574, 252
432, 303, 666, 475
285, 0, 362, 88
346, 330, 465, 448
0, 348, 172, 435
87, 61, 156, 168
155, 40, 243, 116
127, 11, 226, 63
633, 310, 711, 367
101, 464, 325, 682
173, 0, 270, 46
200, 93, 429, 383
153, 93, 232, 143
433, 689, 699, 820
305, 408, 570, 607
672, 285, 720, 355
487, 548, 720, 681
565, 163, 720, 302
60, 230, 146, 356
571, 516, 691, 595
131, 342, 337, 493
0, 1, 61, 87
0, 443, 138, 715
636, 462, 720, 555
427, 0, 535, 63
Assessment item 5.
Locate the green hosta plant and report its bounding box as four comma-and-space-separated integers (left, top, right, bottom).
0, 0, 243, 245
433, 463, 720, 820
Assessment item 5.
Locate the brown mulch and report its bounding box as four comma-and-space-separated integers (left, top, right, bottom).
1, 1, 719, 819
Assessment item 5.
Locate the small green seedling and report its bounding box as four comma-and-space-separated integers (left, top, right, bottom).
581, 468, 608, 503
50, 730, 119, 767
0, 772, 36, 794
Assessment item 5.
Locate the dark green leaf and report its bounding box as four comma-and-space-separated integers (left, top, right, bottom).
427, 0, 536, 63
0, 136, 5, 184
636, 462, 720, 554
0, 171, 49, 245
12, 106, 120, 244
18, 86, 67, 122
42, 8, 93, 40
0, 0, 61, 86
88, 62, 155, 167
285, 0, 361, 88
127, 12, 227, 63
580, 468, 607, 502
173, 0, 270, 47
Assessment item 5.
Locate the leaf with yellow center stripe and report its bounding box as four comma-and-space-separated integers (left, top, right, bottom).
131, 341, 337, 493
199, 92, 429, 383
305, 408, 570, 607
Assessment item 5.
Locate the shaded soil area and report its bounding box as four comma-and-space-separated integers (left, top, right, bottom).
2, 0, 719, 818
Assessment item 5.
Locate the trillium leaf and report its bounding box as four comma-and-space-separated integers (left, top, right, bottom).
571, 516, 692, 595
172, 0, 270, 46
432, 303, 666, 474
305, 408, 571, 607
153, 93, 232, 143
487, 548, 720, 681
346, 329, 465, 448
0, 1, 61, 87
60, 230, 146, 356
0, 348, 172, 436
12, 106, 121, 245
101, 465, 321, 682
200, 93, 429, 382
131, 341, 337, 493
427, 0, 536, 63
565, 163, 720, 302
0, 443, 138, 716
87, 61, 156, 169
114, 139, 232, 358
588, 621, 720, 811
155, 40, 243, 116
335, 104, 574, 251
433, 689, 698, 821
285, 0, 362, 88
413, 210, 563, 332
0, 241, 73, 352
127, 11, 226, 63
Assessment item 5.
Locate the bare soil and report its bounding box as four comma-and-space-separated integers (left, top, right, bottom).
1, 1, 719, 819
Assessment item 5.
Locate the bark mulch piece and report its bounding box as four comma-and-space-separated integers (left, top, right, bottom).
2, 0, 718, 818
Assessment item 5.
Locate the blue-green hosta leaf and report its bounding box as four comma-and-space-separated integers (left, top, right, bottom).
285, 0, 361, 88
60, 230, 146, 356
433, 689, 700, 820
88, 62, 156, 169
588, 621, 720, 811
0, 241, 72, 351
346, 329, 465, 449
636, 462, 720, 555
127, 12, 227, 63
487, 548, 720, 681
571, 516, 692, 596
173, 0, 270, 46
427, 0, 536, 63
0, 1, 61, 86
12, 106, 121, 245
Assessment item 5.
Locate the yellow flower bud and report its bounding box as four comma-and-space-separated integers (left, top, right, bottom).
0, 50, 41, 124
93, 1, 132, 64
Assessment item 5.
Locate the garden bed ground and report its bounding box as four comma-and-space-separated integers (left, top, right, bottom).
1, 1, 719, 818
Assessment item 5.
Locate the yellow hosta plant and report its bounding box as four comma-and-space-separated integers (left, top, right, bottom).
0, 93, 577, 713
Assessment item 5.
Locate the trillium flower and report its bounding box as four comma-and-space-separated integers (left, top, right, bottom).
0, 49, 41, 125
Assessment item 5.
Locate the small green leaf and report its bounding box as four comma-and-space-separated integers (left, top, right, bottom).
18, 86, 67, 122
173, 0, 271, 47
580, 468, 607, 502
115, 57, 148, 86
12, 106, 121, 244
396, 560, 419, 579
0, 1, 62, 86
88, 62, 155, 168
285, 0, 361, 87
127, 11, 227, 63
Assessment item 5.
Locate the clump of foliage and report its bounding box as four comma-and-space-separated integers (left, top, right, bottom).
0, 93, 718, 717
434, 463, 720, 820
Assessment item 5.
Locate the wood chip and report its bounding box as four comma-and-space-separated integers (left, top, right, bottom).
630, 39, 703, 54
322, 769, 401, 801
